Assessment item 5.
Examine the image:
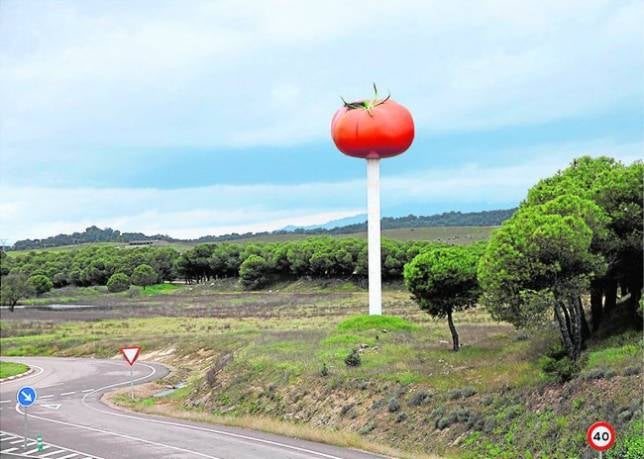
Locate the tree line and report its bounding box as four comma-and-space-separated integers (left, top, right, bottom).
0, 237, 443, 307
9, 208, 515, 251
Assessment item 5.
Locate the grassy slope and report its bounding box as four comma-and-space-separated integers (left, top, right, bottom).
1, 284, 641, 458
6, 226, 496, 257
0, 361, 29, 378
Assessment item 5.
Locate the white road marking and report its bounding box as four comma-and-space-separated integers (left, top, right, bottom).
0, 364, 44, 384
15, 403, 222, 459
0, 400, 11, 404
0, 430, 102, 459
25, 445, 50, 454
81, 362, 348, 459
41, 449, 70, 457
40, 403, 62, 410
9, 438, 25, 444
3, 447, 18, 453
40, 395, 54, 399
11, 360, 360, 459
41, 383, 64, 389
81, 389, 94, 393
60, 391, 76, 396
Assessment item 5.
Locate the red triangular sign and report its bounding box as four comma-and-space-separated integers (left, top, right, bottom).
120, 346, 141, 366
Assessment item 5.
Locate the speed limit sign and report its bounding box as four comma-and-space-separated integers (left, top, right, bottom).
587, 421, 616, 454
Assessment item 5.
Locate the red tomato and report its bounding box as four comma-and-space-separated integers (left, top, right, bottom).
331, 88, 414, 159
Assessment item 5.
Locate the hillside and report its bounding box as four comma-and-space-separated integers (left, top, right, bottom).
5, 226, 495, 257
9, 208, 514, 251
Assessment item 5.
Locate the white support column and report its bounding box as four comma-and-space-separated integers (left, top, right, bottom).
366, 158, 382, 315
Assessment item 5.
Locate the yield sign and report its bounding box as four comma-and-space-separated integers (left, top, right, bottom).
119, 346, 141, 366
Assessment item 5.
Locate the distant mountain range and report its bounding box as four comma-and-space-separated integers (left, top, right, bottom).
281, 214, 368, 231
8, 208, 516, 251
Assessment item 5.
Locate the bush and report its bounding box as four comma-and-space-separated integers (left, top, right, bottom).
239, 255, 269, 290
27, 274, 53, 296
436, 417, 450, 430
387, 398, 401, 412
320, 362, 329, 377
408, 391, 431, 407
127, 286, 142, 298
107, 273, 130, 293
540, 345, 579, 382
344, 349, 361, 367
51, 272, 69, 288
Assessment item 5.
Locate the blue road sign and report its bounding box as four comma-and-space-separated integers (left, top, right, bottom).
17, 386, 37, 408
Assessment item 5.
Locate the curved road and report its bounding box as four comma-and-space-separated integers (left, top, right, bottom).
0, 357, 385, 459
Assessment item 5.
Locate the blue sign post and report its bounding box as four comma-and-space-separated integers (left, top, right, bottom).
17, 386, 37, 449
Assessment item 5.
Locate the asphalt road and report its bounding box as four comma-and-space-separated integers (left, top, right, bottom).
0, 357, 386, 459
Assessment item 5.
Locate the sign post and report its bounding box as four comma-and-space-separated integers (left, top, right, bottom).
587, 421, 616, 458
119, 345, 141, 399
17, 386, 37, 449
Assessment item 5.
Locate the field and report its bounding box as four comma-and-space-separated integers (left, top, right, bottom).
1, 281, 641, 458
5, 226, 496, 257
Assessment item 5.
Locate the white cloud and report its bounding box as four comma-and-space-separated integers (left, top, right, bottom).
1, 0, 641, 149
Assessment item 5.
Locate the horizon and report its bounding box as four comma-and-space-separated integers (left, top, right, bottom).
8, 207, 517, 246
1, 1, 642, 243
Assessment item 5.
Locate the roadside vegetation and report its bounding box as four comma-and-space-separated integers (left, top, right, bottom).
0, 360, 29, 379
0, 156, 641, 458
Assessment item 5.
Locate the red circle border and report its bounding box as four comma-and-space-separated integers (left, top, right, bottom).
586, 420, 616, 452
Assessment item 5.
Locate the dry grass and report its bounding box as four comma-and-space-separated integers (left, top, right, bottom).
105, 385, 441, 459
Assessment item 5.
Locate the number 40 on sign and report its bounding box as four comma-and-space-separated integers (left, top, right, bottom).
586, 421, 616, 457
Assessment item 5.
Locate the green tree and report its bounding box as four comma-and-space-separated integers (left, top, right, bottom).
404, 245, 481, 351
524, 156, 643, 329
130, 264, 158, 289
27, 274, 53, 296
0, 273, 30, 311
0, 250, 11, 276
478, 198, 606, 360
239, 255, 269, 290
107, 272, 130, 293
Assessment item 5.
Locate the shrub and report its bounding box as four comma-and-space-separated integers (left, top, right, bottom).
436, 417, 450, 430
624, 366, 641, 376
387, 398, 401, 412
358, 421, 376, 434
344, 349, 361, 367
51, 272, 69, 288
127, 286, 142, 298
27, 274, 53, 296
461, 386, 477, 398
395, 412, 407, 423
320, 362, 329, 377
540, 345, 579, 382
408, 391, 431, 407
107, 273, 130, 293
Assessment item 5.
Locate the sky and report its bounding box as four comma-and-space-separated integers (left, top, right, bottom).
0, 0, 642, 243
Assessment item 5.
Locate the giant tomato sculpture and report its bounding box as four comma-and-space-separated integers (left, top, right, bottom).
331, 86, 414, 159
331, 85, 414, 315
